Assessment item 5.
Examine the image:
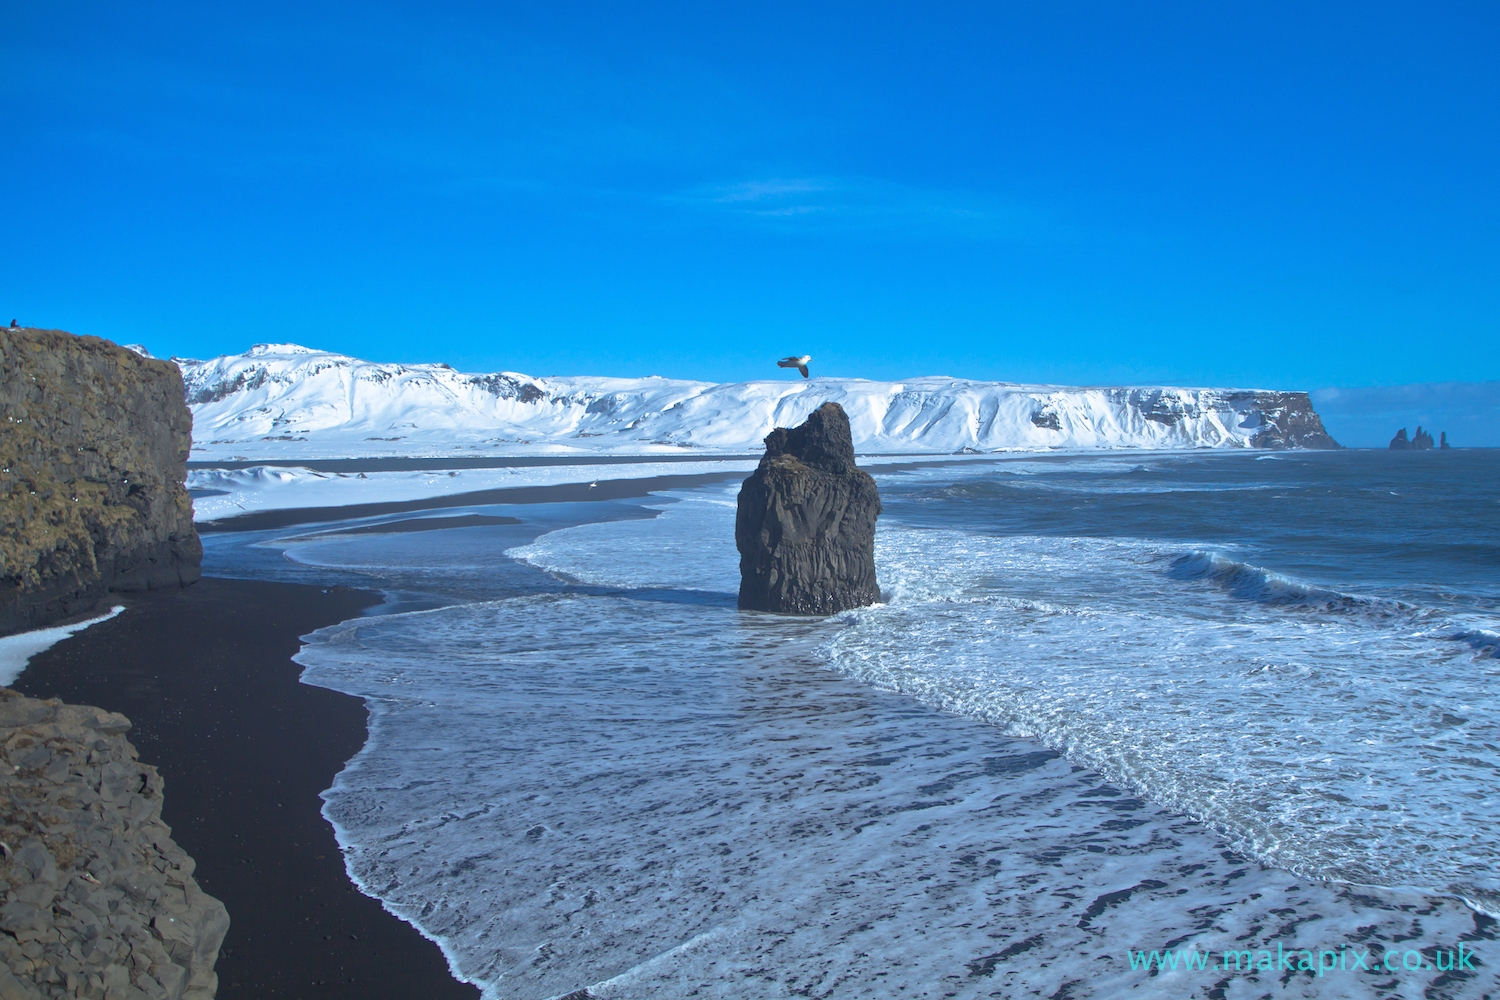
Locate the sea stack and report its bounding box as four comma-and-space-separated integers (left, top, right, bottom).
1, 327, 202, 635
735, 402, 881, 614
1389, 426, 1436, 450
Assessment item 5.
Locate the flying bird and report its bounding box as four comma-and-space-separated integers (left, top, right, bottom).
777, 355, 812, 378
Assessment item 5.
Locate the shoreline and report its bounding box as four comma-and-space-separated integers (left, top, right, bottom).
12, 577, 480, 999
196, 469, 748, 533
189, 448, 1403, 538
16, 463, 1488, 995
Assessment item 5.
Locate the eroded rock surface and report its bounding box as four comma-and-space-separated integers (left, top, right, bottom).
0, 689, 226, 1000
1166, 389, 1337, 449
735, 403, 881, 615
1, 329, 201, 636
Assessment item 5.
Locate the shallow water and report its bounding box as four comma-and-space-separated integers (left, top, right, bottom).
216, 449, 1500, 998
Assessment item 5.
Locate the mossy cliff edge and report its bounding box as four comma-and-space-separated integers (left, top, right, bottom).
1, 329, 201, 636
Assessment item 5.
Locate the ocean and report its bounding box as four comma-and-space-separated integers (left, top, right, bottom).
203, 448, 1500, 999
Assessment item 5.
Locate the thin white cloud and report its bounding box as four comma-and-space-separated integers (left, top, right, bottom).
670, 175, 1064, 242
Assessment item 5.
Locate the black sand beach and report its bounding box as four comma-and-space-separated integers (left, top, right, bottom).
13, 577, 480, 999
196, 469, 746, 533
188, 453, 759, 472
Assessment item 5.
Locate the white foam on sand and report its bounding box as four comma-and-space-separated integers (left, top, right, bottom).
0, 605, 126, 686
298, 593, 1491, 1000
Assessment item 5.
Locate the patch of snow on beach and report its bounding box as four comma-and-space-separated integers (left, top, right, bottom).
0, 606, 126, 685
187, 461, 756, 522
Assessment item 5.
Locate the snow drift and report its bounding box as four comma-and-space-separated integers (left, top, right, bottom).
178, 344, 1338, 460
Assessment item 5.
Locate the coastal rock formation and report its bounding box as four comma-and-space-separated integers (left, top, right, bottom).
1162, 389, 1337, 449
1389, 426, 1437, 450
735, 403, 881, 614
1441, 431, 1450, 449
0, 688, 227, 999
1, 329, 201, 636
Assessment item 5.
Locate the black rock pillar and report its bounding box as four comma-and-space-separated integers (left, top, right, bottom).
734, 402, 881, 614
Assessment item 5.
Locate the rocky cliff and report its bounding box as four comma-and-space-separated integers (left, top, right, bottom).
0, 688, 228, 999
1, 329, 201, 636
735, 403, 881, 615
1154, 390, 1338, 449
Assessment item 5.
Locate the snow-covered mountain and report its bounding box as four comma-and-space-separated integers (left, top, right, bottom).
177, 344, 1338, 460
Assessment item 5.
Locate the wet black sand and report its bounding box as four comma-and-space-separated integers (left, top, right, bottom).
13, 578, 480, 999
324, 513, 521, 534
196, 469, 746, 533
188, 453, 758, 472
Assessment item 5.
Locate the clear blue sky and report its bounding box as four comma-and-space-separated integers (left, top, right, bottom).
3, 2, 1496, 388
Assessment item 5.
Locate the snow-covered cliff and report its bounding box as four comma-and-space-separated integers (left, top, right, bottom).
178, 344, 1338, 460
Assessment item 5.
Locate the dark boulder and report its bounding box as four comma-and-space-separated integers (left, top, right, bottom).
1389, 428, 1410, 449
735, 403, 881, 614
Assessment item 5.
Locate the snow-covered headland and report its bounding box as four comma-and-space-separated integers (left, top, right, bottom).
178, 343, 1338, 461
168, 343, 1340, 521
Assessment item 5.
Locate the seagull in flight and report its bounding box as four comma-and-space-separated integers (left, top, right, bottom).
777, 355, 812, 378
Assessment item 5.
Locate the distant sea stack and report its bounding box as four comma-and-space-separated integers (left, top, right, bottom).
1389, 426, 1439, 450
735, 403, 881, 615
1, 328, 202, 636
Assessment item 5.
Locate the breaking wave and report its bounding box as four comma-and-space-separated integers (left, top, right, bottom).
1166, 549, 1400, 612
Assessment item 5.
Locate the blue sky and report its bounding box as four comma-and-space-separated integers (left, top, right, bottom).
3, 1, 1497, 393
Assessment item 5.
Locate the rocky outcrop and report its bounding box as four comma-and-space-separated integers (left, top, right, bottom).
1, 329, 201, 636
1440, 431, 1450, 449
0, 688, 227, 999
1389, 426, 1436, 450
735, 403, 881, 615
1194, 390, 1338, 449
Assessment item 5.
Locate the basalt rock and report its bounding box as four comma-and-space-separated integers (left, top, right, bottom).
1, 329, 201, 636
735, 403, 881, 615
1389, 426, 1436, 450
0, 688, 228, 999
